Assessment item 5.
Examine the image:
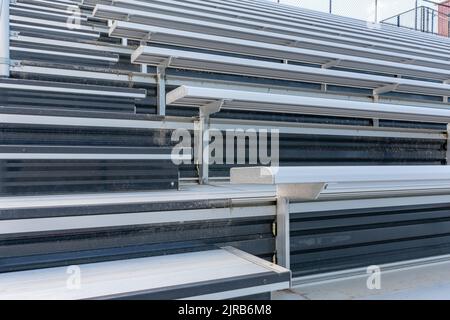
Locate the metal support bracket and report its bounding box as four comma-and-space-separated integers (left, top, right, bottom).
401, 58, 416, 64
373, 83, 399, 101
373, 83, 400, 96
322, 59, 341, 69
201, 99, 225, 117
157, 56, 174, 70
144, 32, 153, 42
277, 183, 326, 201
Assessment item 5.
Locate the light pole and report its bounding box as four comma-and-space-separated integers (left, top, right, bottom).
375, 0, 378, 22
329, 0, 333, 14
0, 0, 10, 78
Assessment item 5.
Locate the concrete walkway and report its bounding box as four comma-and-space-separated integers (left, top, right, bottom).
274, 259, 450, 300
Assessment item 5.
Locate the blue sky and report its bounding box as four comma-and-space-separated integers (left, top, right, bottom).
271, 0, 430, 22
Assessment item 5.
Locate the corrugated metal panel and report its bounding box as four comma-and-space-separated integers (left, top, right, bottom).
205, 133, 447, 179
161, 103, 447, 131
0, 123, 176, 147
0, 159, 178, 195
290, 202, 450, 278
0, 88, 138, 114
0, 123, 180, 195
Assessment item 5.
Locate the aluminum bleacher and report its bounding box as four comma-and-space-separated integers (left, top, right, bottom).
131, 40, 450, 82
0, 247, 291, 300
112, 20, 450, 71
3, 0, 450, 300
133, 46, 450, 100
166, 85, 450, 123
230, 166, 450, 278
96, 3, 450, 63
93, 0, 450, 59
230, 166, 450, 198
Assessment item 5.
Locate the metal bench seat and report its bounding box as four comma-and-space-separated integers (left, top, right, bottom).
154, 0, 450, 49
132, 45, 450, 98
0, 247, 290, 300
111, 21, 450, 78
230, 166, 450, 199
96, 0, 450, 58
166, 85, 450, 123
94, 4, 450, 63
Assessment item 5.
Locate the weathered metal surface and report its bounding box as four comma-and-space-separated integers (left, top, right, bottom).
290, 202, 450, 277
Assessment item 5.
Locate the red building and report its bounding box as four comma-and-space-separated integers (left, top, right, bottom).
438, 0, 450, 36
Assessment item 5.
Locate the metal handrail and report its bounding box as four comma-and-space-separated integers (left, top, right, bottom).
381, 5, 450, 37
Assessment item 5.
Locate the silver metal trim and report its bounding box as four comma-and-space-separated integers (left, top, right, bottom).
0, 153, 190, 160
167, 85, 450, 123
0, 205, 276, 235
0, 113, 193, 130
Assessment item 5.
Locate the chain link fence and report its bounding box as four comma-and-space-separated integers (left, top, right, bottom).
382, 1, 450, 36
270, 0, 426, 23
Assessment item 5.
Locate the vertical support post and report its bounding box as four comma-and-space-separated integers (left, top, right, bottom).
276, 197, 290, 269
329, 0, 332, 14
374, 0, 378, 22
198, 108, 210, 185
372, 118, 380, 127
0, 0, 10, 78
432, 9, 435, 34
194, 117, 203, 184
194, 101, 223, 185
156, 66, 166, 116
447, 124, 450, 165
422, 6, 426, 32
